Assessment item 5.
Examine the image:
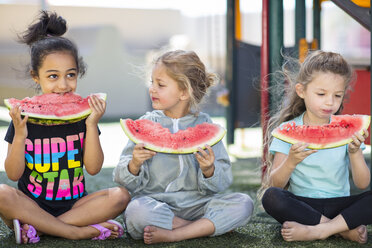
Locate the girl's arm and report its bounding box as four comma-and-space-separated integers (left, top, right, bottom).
195, 145, 215, 178
113, 141, 153, 193
195, 114, 232, 193
269, 152, 294, 188
348, 130, 370, 189
82, 96, 105, 175
82, 123, 103, 175
5, 142, 26, 181
4, 106, 28, 181
349, 150, 370, 189
196, 142, 233, 194
269, 143, 316, 188
113, 113, 157, 193
128, 143, 156, 176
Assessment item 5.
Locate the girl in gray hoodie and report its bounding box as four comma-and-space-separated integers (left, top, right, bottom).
114, 50, 253, 244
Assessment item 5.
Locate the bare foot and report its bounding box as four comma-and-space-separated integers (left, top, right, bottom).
281, 221, 323, 241
143, 226, 175, 244
340, 225, 367, 244
173, 217, 191, 229
21, 224, 30, 244
20, 224, 41, 243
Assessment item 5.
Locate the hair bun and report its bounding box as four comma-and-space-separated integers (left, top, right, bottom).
45, 12, 67, 37
206, 72, 218, 88
19, 10, 67, 45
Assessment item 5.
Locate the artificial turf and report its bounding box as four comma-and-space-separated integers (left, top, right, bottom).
1, 158, 372, 247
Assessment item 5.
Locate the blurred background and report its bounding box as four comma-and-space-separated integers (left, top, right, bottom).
0, 2, 371, 246
0, 0, 370, 167
0, 0, 369, 120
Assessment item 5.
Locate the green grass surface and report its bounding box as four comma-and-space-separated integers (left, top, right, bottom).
1, 158, 372, 247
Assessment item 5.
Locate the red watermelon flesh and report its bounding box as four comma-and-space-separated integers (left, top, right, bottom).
271, 114, 371, 149
120, 118, 226, 154
4, 92, 106, 125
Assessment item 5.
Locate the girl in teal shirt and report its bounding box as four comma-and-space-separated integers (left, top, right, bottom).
260, 50, 370, 244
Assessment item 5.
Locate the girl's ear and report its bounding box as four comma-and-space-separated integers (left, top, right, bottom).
30, 70, 39, 84
180, 89, 191, 101
295, 83, 305, 99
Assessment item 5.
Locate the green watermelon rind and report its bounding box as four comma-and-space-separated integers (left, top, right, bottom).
120, 118, 226, 154
271, 115, 371, 150
4, 93, 107, 125
26, 116, 88, 125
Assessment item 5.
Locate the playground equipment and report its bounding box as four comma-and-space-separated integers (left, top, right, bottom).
225, 0, 262, 146
225, 0, 371, 174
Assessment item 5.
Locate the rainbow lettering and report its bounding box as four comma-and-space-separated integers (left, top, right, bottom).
24, 132, 85, 201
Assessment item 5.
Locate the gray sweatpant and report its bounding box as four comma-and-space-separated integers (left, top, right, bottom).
124, 192, 254, 239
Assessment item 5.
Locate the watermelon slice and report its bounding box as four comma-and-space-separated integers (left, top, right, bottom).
272, 114, 371, 149
120, 118, 226, 154
4, 92, 106, 125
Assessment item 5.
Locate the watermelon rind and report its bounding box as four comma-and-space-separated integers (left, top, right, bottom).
272, 115, 371, 149
26, 116, 88, 125
4, 93, 106, 125
120, 118, 226, 154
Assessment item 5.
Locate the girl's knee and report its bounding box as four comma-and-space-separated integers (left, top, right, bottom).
111, 187, 131, 207
125, 199, 153, 228
262, 187, 289, 214
124, 200, 157, 240
232, 193, 254, 222
241, 194, 254, 218
262, 187, 282, 207
125, 197, 173, 238
0, 184, 16, 204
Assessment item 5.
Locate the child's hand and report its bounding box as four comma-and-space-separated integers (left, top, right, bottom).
348, 129, 369, 154
287, 143, 317, 167
195, 145, 215, 178
9, 105, 28, 139
86, 95, 106, 126
129, 143, 156, 175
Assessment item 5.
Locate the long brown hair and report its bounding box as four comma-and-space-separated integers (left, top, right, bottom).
258, 50, 354, 199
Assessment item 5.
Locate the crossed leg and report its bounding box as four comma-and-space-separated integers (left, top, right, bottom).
262, 187, 370, 244
0, 184, 130, 243
281, 215, 367, 243
143, 217, 214, 244
142, 193, 253, 244
58, 186, 129, 226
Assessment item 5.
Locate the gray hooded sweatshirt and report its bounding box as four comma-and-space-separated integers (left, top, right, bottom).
113, 110, 233, 211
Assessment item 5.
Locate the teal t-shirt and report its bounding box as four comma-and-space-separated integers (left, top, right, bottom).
269, 112, 364, 198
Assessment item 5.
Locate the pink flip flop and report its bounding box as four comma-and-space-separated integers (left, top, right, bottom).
90, 219, 125, 240
13, 219, 40, 244
107, 219, 125, 238
90, 224, 111, 240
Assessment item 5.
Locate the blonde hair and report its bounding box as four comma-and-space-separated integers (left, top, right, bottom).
154, 50, 218, 111
258, 50, 354, 198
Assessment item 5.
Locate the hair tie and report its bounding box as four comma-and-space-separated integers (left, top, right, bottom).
46, 34, 53, 37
